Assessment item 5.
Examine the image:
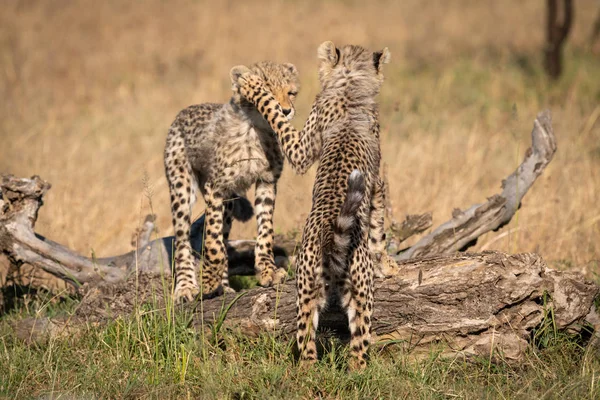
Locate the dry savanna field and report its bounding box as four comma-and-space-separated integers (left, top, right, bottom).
1, 0, 599, 271
1, 0, 600, 398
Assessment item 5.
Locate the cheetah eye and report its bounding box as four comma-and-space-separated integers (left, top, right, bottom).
288, 91, 298, 97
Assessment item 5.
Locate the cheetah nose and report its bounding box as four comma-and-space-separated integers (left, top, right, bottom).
282, 108, 292, 116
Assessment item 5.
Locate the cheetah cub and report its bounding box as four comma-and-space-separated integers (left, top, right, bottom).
164, 61, 299, 303
233, 42, 390, 370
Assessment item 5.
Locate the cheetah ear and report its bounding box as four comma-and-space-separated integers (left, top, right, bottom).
229, 65, 252, 83
317, 41, 339, 66
373, 47, 391, 71
283, 62, 298, 76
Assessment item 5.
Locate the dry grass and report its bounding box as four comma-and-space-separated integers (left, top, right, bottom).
3, 290, 598, 399
1, 0, 599, 275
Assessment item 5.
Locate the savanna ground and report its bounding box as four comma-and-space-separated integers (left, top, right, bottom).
1, 0, 600, 398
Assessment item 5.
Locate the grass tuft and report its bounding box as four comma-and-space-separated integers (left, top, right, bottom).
2, 289, 600, 398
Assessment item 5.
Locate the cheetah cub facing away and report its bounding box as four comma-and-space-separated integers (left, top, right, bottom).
233, 42, 390, 369
164, 61, 299, 303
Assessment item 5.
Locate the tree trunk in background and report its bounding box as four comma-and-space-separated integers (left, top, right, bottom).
590, 3, 600, 48
544, 0, 573, 79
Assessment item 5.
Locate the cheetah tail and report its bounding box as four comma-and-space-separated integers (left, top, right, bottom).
328, 169, 366, 277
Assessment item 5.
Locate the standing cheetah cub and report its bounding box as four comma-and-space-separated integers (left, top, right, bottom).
164, 61, 299, 303
234, 42, 390, 369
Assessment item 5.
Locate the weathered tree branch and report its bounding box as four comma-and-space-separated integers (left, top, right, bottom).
395, 110, 557, 260
0, 175, 291, 299
385, 213, 433, 254
193, 251, 598, 361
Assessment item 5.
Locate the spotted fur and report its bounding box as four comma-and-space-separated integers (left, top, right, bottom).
164, 61, 299, 303
234, 42, 391, 370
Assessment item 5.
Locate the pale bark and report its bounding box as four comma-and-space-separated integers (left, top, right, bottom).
396, 110, 557, 260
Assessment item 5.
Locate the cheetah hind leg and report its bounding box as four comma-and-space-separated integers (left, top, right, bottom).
343, 245, 374, 371
199, 185, 232, 297
253, 180, 287, 286
168, 145, 201, 304
295, 255, 326, 366
219, 196, 237, 294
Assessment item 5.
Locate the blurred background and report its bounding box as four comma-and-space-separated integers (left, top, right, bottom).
1, 0, 598, 276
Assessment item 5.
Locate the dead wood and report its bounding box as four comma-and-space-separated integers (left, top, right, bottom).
395, 110, 557, 260
4, 109, 598, 361
194, 251, 598, 361
0, 175, 290, 296
385, 213, 433, 255
13, 251, 599, 362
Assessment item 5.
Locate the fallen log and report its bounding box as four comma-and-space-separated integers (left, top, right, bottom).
195, 251, 599, 361
0, 178, 297, 293
5, 109, 598, 361
13, 251, 599, 362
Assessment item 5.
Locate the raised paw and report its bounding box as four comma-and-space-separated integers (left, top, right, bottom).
173, 283, 200, 304
238, 74, 264, 100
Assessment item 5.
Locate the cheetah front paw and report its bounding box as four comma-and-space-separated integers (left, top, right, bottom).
271, 267, 288, 284
173, 283, 200, 304
256, 264, 288, 287
223, 286, 236, 294
375, 253, 401, 278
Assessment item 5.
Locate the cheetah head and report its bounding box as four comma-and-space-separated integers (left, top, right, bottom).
230, 61, 299, 123
317, 41, 390, 93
